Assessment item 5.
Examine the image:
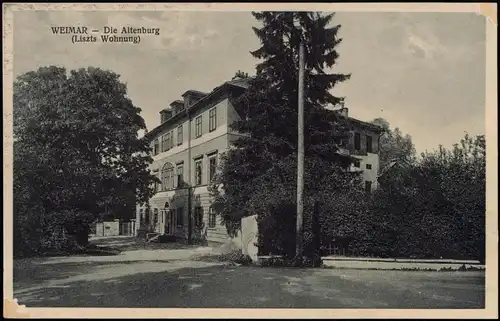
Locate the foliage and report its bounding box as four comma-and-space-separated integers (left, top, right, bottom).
371, 118, 417, 172
259, 255, 324, 268
218, 250, 253, 265
209, 12, 357, 259
13, 66, 158, 257
361, 133, 485, 261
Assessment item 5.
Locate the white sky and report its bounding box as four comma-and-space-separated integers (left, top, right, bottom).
13, 11, 486, 153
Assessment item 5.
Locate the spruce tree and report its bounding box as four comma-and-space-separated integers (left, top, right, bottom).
211, 12, 360, 260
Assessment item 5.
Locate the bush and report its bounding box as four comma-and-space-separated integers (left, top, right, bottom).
259, 255, 323, 268
13, 208, 93, 258
218, 250, 253, 265
354, 134, 486, 261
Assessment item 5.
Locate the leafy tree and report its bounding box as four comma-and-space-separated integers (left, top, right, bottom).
210, 12, 358, 261
418, 134, 485, 261
363, 133, 485, 261
13, 66, 157, 256
371, 118, 416, 173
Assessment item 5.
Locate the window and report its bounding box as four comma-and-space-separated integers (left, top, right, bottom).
176, 163, 184, 188
153, 139, 159, 155
208, 207, 217, 228
177, 125, 183, 145
365, 181, 372, 194
354, 159, 360, 168
195, 206, 204, 227
366, 164, 372, 170
366, 135, 373, 153
161, 163, 174, 191
195, 158, 203, 186
208, 154, 218, 182
162, 132, 173, 152
169, 130, 174, 149
176, 207, 184, 227
161, 133, 170, 152
195, 115, 202, 138
139, 208, 144, 221
145, 208, 150, 225
354, 132, 361, 151
209, 107, 217, 132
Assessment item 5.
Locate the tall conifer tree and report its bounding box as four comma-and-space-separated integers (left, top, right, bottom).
211, 12, 360, 258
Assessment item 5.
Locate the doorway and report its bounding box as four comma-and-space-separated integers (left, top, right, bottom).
163, 201, 175, 235
164, 209, 176, 235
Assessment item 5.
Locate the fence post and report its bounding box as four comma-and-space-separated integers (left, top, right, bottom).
114, 219, 120, 236
131, 219, 136, 236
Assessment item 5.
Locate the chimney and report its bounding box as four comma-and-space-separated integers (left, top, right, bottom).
160, 108, 173, 124
334, 99, 348, 118
338, 107, 348, 118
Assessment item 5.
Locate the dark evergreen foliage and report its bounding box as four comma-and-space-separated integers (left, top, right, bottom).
210, 12, 359, 259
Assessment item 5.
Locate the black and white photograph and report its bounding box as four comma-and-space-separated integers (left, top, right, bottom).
3, 2, 497, 319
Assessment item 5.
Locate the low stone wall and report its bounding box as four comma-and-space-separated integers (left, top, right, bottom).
322, 257, 485, 271
92, 219, 136, 237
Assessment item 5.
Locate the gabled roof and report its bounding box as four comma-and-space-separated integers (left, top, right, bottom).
378, 160, 398, 178
347, 117, 384, 133
226, 77, 252, 89
181, 90, 208, 97
171, 99, 184, 105
377, 158, 414, 179
145, 78, 250, 140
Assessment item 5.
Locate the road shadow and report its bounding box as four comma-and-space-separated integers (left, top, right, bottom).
14, 262, 485, 308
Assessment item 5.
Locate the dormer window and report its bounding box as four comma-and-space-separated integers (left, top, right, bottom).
182, 90, 207, 109
160, 109, 173, 124
170, 100, 185, 116
184, 97, 192, 109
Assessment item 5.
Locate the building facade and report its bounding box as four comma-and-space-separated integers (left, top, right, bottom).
338, 111, 383, 191
136, 77, 382, 244
135, 78, 249, 243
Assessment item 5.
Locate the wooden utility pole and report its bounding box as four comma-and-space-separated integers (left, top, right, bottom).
187, 108, 193, 245
295, 40, 305, 259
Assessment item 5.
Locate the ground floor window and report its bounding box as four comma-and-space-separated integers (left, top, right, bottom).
208, 207, 217, 228
194, 206, 204, 228
365, 181, 372, 194
145, 208, 150, 225
176, 207, 184, 227
194, 158, 203, 186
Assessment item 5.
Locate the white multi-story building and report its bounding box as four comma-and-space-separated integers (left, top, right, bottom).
136, 76, 383, 244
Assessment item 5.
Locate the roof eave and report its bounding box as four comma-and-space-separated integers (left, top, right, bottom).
145, 83, 241, 141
